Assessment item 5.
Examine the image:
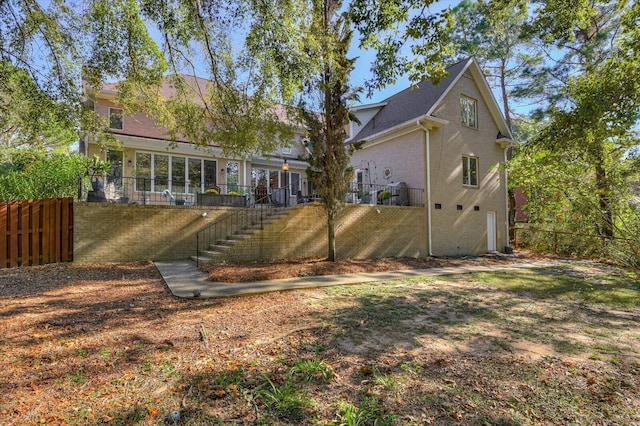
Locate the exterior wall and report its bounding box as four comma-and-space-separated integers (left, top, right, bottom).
217, 204, 428, 261
74, 204, 230, 262
73, 204, 429, 263
348, 70, 509, 256
428, 71, 509, 255
88, 97, 309, 197
95, 98, 174, 141
349, 129, 426, 191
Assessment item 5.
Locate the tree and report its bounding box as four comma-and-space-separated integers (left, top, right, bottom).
0, 61, 77, 149
507, 0, 640, 265
247, 0, 453, 260
449, 0, 541, 131
0, 148, 89, 200
298, 1, 359, 261
2, 0, 454, 261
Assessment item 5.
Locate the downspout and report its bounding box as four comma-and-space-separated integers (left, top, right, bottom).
416, 120, 433, 256
503, 147, 510, 252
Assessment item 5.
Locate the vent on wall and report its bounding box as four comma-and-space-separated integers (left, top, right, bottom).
474, 206, 480, 211
457, 205, 463, 210
435, 203, 442, 209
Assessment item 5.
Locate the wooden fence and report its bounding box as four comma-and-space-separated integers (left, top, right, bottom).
1, 198, 74, 268
512, 226, 638, 256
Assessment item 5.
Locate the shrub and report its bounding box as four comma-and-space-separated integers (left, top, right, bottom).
379, 190, 391, 200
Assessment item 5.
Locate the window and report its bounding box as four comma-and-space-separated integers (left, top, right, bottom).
290, 172, 300, 196
203, 160, 217, 189
106, 150, 123, 186
462, 156, 478, 187
135, 152, 151, 191
109, 108, 123, 130
252, 168, 268, 188
460, 96, 477, 128
171, 156, 186, 193
134, 153, 218, 193
226, 161, 240, 192
281, 145, 292, 155
154, 154, 169, 192
188, 158, 202, 193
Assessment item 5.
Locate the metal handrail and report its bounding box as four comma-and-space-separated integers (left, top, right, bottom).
195, 192, 274, 267
195, 177, 303, 266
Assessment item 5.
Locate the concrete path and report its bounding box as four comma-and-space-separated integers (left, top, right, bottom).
154, 259, 565, 299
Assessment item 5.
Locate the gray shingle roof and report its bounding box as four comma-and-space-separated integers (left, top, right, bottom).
351, 59, 470, 142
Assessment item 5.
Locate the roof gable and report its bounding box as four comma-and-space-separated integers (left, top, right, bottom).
352, 58, 513, 142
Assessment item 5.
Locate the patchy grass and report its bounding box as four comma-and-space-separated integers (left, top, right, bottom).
1, 261, 639, 425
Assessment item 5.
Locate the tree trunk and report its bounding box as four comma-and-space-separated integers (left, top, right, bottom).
327, 207, 336, 261
595, 159, 614, 238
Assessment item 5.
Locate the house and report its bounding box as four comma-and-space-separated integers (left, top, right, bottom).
80, 74, 310, 206
348, 58, 514, 256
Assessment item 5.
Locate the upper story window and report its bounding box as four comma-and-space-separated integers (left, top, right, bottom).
462, 155, 478, 187
281, 145, 292, 155
109, 108, 123, 130
460, 95, 477, 128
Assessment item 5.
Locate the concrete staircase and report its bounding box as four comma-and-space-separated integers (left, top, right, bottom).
192, 207, 292, 265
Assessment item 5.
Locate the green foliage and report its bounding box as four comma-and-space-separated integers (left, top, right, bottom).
449, 0, 541, 129
0, 61, 77, 149
350, 0, 455, 94
378, 190, 391, 200
289, 357, 334, 384
0, 148, 87, 200
337, 396, 395, 426
257, 374, 311, 421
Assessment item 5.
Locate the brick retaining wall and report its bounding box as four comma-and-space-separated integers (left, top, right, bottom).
74, 203, 429, 263
74, 204, 229, 262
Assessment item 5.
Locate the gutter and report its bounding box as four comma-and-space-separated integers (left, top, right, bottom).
504, 147, 510, 251
416, 120, 434, 256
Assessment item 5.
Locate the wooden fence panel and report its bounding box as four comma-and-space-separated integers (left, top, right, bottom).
0, 198, 73, 268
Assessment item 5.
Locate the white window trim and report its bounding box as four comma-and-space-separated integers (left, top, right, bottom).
462, 155, 479, 188
461, 95, 478, 129
109, 107, 124, 130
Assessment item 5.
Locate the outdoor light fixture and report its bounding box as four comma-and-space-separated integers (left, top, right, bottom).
282, 159, 289, 207
127, 159, 132, 166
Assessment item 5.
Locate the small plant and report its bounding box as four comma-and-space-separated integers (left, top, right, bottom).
205, 187, 219, 194
228, 190, 240, 195
289, 357, 334, 383
258, 375, 310, 421
337, 396, 395, 426
378, 190, 391, 200
86, 155, 111, 182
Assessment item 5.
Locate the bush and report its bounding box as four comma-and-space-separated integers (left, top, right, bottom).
0, 148, 87, 200
379, 190, 391, 200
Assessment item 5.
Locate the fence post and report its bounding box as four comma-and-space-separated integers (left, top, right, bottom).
553, 230, 558, 254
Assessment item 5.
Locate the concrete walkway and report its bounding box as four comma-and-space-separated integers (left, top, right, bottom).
154, 259, 564, 299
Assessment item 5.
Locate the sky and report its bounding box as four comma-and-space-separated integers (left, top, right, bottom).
347, 0, 460, 104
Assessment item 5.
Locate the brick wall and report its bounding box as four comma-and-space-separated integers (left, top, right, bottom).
74, 204, 430, 263
74, 204, 230, 262
217, 204, 429, 261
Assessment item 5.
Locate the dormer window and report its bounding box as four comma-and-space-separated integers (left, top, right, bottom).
109, 108, 123, 130
461, 95, 477, 128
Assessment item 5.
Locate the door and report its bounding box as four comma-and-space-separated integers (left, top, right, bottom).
487, 211, 497, 252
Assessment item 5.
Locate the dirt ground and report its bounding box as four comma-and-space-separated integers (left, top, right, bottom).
200, 251, 554, 282
1, 252, 638, 425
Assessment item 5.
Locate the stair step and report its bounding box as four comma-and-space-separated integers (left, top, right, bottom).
191, 256, 221, 265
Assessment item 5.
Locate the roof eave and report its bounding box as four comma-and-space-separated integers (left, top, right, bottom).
496, 137, 514, 149
353, 114, 450, 146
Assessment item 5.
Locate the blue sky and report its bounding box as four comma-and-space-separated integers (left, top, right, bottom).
347, 0, 459, 104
